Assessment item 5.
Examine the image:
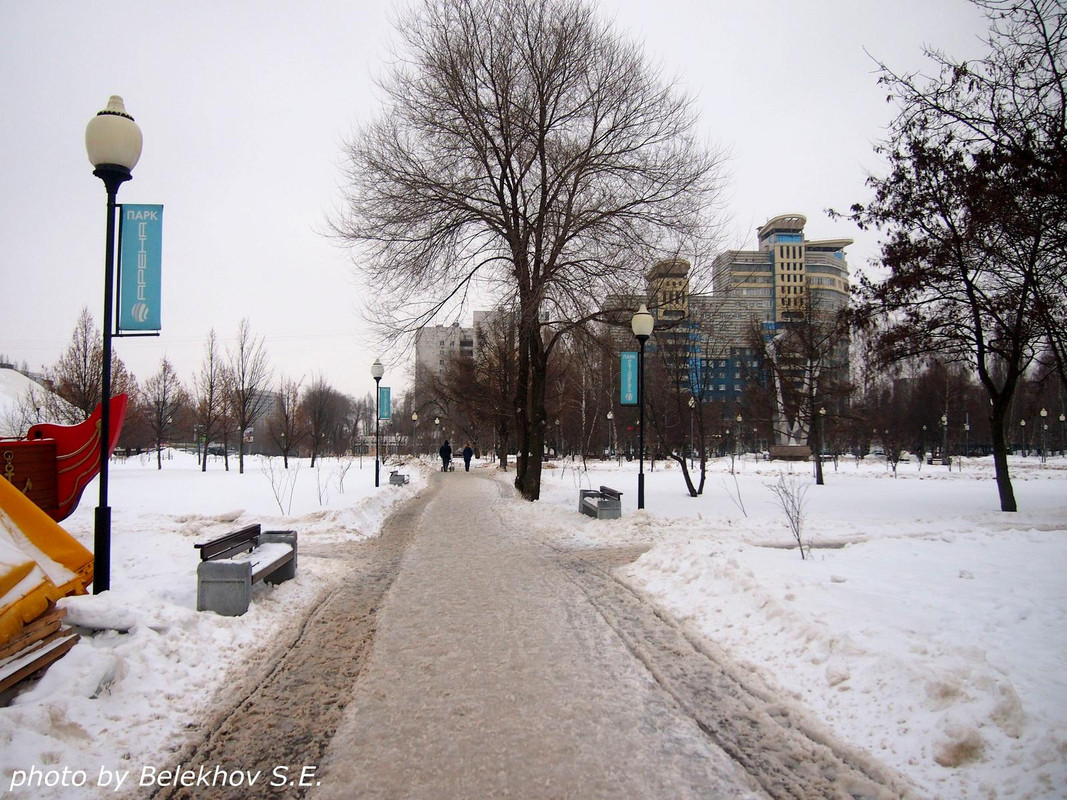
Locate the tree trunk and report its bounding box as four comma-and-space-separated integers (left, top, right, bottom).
671, 454, 698, 497
989, 405, 1018, 512
519, 345, 548, 501
495, 417, 509, 471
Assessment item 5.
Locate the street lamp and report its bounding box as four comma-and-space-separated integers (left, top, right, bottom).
941, 413, 948, 468
631, 303, 654, 509
815, 406, 827, 485
371, 359, 384, 487
735, 413, 743, 458
1040, 408, 1048, 465
85, 96, 142, 594
1060, 413, 1066, 457
606, 410, 614, 461
688, 396, 696, 468
411, 411, 418, 457
1020, 418, 1027, 456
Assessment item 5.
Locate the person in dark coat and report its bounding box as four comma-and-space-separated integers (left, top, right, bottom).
462, 444, 474, 472
439, 440, 452, 472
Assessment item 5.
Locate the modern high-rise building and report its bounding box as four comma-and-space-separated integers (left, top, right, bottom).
692, 214, 850, 401
414, 322, 475, 383
641, 214, 851, 402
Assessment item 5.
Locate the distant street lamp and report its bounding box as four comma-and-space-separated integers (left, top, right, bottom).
1040, 408, 1048, 465
411, 411, 418, 457
86, 96, 143, 594
815, 406, 826, 485
1060, 413, 1066, 457
631, 304, 654, 509
606, 410, 615, 461
688, 396, 696, 468
735, 413, 743, 458
941, 413, 949, 469
371, 359, 384, 487
1020, 418, 1027, 456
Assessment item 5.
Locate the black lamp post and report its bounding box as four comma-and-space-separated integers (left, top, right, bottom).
372, 359, 384, 486
1040, 408, 1048, 465
85, 96, 142, 595
688, 396, 696, 468
815, 407, 826, 485
939, 413, 948, 468
631, 304, 654, 509
411, 411, 418, 457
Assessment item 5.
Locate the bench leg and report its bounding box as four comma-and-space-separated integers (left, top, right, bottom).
596, 502, 621, 520
262, 530, 298, 584
197, 561, 253, 616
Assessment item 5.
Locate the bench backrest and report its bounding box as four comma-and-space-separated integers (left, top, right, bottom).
195, 524, 262, 561
598, 486, 623, 500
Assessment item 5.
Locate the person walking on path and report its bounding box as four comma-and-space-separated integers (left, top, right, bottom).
439, 440, 452, 472
462, 443, 474, 472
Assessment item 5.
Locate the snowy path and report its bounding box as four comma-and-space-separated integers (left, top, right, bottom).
313, 472, 908, 799
148, 470, 911, 799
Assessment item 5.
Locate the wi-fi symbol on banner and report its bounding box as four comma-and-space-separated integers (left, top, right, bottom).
131, 303, 150, 323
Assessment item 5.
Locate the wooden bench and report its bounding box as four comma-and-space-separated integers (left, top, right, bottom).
578, 486, 623, 520
194, 524, 297, 616
389, 470, 410, 485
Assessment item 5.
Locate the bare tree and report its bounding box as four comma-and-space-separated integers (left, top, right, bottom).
142, 357, 189, 469
335, 0, 727, 500
226, 318, 274, 474
301, 375, 349, 467
44, 307, 134, 424
269, 376, 306, 468
194, 329, 226, 472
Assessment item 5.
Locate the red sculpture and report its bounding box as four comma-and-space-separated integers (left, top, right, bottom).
1, 394, 128, 522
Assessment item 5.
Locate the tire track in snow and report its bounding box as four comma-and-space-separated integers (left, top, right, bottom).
558, 550, 916, 800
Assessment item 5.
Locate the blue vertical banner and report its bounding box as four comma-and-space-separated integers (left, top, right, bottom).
379, 387, 392, 420
117, 204, 163, 332
620, 352, 638, 406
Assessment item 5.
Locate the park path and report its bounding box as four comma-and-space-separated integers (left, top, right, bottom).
153, 469, 910, 800
311, 470, 764, 799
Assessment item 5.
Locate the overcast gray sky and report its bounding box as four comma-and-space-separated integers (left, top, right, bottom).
1, 0, 990, 400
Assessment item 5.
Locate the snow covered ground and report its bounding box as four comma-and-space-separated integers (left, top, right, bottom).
0, 447, 1064, 799
531, 454, 1067, 800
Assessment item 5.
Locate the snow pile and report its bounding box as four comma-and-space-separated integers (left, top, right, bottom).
0, 369, 44, 438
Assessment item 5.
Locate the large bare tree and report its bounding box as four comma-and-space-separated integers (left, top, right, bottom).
335, 0, 726, 500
